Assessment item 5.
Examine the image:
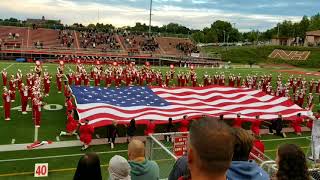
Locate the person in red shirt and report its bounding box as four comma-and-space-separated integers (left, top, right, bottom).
83, 73, 89, 86
94, 73, 100, 86
33, 95, 43, 127
67, 72, 74, 85
249, 136, 265, 161
178, 115, 190, 132
292, 113, 304, 136
2, 70, 7, 86
43, 72, 51, 97
66, 96, 74, 113
251, 115, 261, 136
20, 84, 29, 115
60, 110, 78, 136
56, 72, 63, 93
9, 75, 16, 102
145, 120, 156, 135
79, 119, 94, 150
233, 113, 243, 128
2, 87, 11, 120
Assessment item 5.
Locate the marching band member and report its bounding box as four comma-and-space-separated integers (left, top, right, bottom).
2, 69, 7, 86
2, 87, 11, 120
56, 71, 63, 93
20, 84, 29, 114
9, 75, 16, 102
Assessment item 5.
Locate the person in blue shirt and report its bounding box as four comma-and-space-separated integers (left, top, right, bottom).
227, 128, 269, 180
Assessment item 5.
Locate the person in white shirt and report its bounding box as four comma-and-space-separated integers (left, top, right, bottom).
308, 110, 320, 161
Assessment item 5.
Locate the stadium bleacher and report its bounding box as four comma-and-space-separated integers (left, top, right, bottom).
0, 25, 200, 57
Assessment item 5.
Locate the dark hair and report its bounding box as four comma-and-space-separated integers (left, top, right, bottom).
297, 113, 301, 117
189, 117, 235, 174
232, 128, 254, 161
168, 118, 173, 123
130, 118, 135, 126
219, 114, 224, 120
276, 144, 309, 180
73, 152, 102, 180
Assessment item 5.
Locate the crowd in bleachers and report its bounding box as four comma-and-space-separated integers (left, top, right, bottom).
72, 117, 311, 180
121, 31, 159, 52
79, 30, 120, 50
34, 40, 43, 49
58, 30, 74, 48
140, 37, 159, 52
176, 42, 198, 55
8, 32, 20, 40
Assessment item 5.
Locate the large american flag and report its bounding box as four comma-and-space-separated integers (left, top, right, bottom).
71, 85, 310, 128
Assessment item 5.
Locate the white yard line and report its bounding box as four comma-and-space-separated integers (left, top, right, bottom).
262, 136, 310, 142
30, 66, 48, 68
0, 136, 147, 152
0, 149, 128, 163
67, 65, 75, 73
2, 63, 14, 72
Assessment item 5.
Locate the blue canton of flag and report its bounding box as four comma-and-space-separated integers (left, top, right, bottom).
71, 86, 170, 107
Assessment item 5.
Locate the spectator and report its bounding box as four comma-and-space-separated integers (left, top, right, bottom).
108, 155, 131, 180
128, 139, 160, 180
168, 155, 189, 180
73, 152, 102, 180
227, 128, 269, 180
273, 144, 309, 180
126, 118, 136, 142
187, 117, 235, 180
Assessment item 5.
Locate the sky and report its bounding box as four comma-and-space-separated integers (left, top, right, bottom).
0, 0, 319, 32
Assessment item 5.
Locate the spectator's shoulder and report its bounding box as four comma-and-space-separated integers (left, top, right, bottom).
149, 160, 159, 168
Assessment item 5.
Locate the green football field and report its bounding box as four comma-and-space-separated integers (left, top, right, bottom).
0, 61, 318, 179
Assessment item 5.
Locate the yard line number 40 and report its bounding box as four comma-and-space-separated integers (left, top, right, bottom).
9, 104, 63, 111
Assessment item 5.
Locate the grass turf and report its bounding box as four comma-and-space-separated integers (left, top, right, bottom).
202, 45, 320, 68
0, 61, 317, 179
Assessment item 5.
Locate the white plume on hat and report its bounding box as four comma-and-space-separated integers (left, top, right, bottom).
108, 155, 131, 180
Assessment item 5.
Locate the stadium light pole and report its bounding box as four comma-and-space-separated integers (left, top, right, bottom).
149, 0, 153, 37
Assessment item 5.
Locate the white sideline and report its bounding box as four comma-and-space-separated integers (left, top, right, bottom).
0, 136, 147, 152
0, 149, 128, 163
262, 136, 310, 142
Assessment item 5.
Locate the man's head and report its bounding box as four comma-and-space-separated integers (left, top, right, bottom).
188, 117, 235, 178
232, 128, 254, 161
128, 139, 145, 161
